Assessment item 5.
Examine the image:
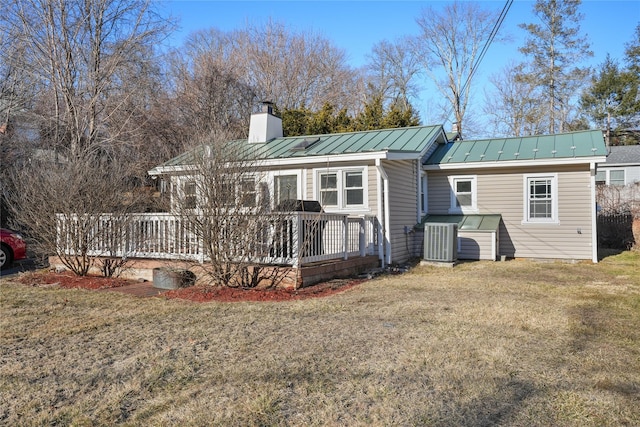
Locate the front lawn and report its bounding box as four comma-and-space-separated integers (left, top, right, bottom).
1, 252, 639, 426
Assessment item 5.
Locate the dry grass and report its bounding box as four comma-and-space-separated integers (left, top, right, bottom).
1, 252, 639, 426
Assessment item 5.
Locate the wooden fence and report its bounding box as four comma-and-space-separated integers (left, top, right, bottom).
597, 212, 635, 249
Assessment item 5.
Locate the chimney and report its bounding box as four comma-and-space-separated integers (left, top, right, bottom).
248, 101, 283, 143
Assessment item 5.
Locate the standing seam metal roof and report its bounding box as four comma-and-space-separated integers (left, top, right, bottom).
425, 130, 606, 165
158, 125, 443, 168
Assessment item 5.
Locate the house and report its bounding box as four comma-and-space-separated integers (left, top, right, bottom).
149, 104, 607, 266
596, 145, 640, 186
423, 131, 607, 263
595, 145, 640, 213
148, 103, 449, 269
52, 105, 608, 285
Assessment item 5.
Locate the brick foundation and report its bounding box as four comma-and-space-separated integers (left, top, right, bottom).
48, 255, 380, 289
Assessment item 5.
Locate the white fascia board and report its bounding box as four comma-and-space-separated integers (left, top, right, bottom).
148, 164, 197, 176
423, 156, 608, 171
149, 150, 423, 175
254, 150, 416, 167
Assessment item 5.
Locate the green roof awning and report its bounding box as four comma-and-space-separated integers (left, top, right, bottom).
417, 214, 501, 232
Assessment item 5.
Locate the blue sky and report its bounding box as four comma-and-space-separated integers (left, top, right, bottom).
162, 1, 639, 133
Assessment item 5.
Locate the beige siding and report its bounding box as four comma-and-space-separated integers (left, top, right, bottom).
427, 165, 595, 260
296, 161, 377, 216
458, 231, 496, 260
383, 159, 419, 263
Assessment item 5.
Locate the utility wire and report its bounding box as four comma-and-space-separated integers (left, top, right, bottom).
444, 0, 514, 131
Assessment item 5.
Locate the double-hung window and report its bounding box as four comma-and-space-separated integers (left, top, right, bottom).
316, 168, 367, 210
523, 174, 558, 223
448, 175, 477, 213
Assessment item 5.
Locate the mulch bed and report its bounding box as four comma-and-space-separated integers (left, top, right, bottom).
15, 270, 366, 302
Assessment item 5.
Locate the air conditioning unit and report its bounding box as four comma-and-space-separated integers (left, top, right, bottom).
424, 223, 458, 262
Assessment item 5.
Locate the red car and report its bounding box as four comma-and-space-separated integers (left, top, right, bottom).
0, 228, 27, 270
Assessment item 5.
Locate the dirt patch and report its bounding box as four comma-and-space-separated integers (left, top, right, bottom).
17, 270, 134, 290
15, 270, 366, 302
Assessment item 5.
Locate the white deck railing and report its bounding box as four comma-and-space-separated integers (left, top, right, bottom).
56, 212, 379, 266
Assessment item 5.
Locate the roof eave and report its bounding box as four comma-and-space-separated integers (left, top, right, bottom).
423, 155, 608, 170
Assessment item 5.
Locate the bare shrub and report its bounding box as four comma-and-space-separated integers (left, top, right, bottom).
5, 150, 144, 276
168, 134, 292, 289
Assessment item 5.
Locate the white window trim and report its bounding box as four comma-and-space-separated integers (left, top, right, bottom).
522, 173, 559, 225
173, 175, 200, 211
608, 169, 626, 186
313, 166, 369, 212
268, 170, 303, 207
448, 175, 478, 214
596, 168, 627, 186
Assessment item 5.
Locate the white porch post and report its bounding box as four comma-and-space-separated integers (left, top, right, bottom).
376, 159, 391, 267
359, 218, 366, 257
343, 215, 348, 260
291, 213, 301, 267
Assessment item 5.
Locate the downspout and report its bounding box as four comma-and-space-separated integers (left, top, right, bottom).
416, 160, 422, 223
376, 159, 391, 267
590, 162, 599, 263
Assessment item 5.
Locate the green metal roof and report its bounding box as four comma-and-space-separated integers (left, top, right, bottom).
425, 130, 606, 165
156, 125, 443, 169
417, 214, 502, 232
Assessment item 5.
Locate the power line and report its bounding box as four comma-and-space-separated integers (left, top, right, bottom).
445, 0, 514, 131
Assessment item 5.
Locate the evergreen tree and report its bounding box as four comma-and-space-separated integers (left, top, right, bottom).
518, 0, 592, 134
353, 94, 385, 131
382, 100, 421, 129
580, 26, 640, 144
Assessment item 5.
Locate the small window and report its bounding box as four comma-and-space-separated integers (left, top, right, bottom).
319, 173, 338, 206
184, 181, 197, 209
524, 174, 558, 223
448, 176, 477, 213
455, 180, 473, 208
240, 178, 257, 207
220, 179, 235, 206
595, 170, 606, 186
610, 170, 625, 186
274, 175, 298, 205
529, 179, 552, 218
344, 171, 363, 206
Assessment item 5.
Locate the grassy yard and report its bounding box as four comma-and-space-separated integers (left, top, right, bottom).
1, 252, 639, 426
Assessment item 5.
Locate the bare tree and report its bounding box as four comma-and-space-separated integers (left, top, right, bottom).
484, 62, 547, 137
413, 1, 500, 137
1, 0, 173, 157
169, 132, 292, 289
367, 38, 421, 113
5, 149, 145, 276
236, 20, 363, 113
168, 29, 256, 140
